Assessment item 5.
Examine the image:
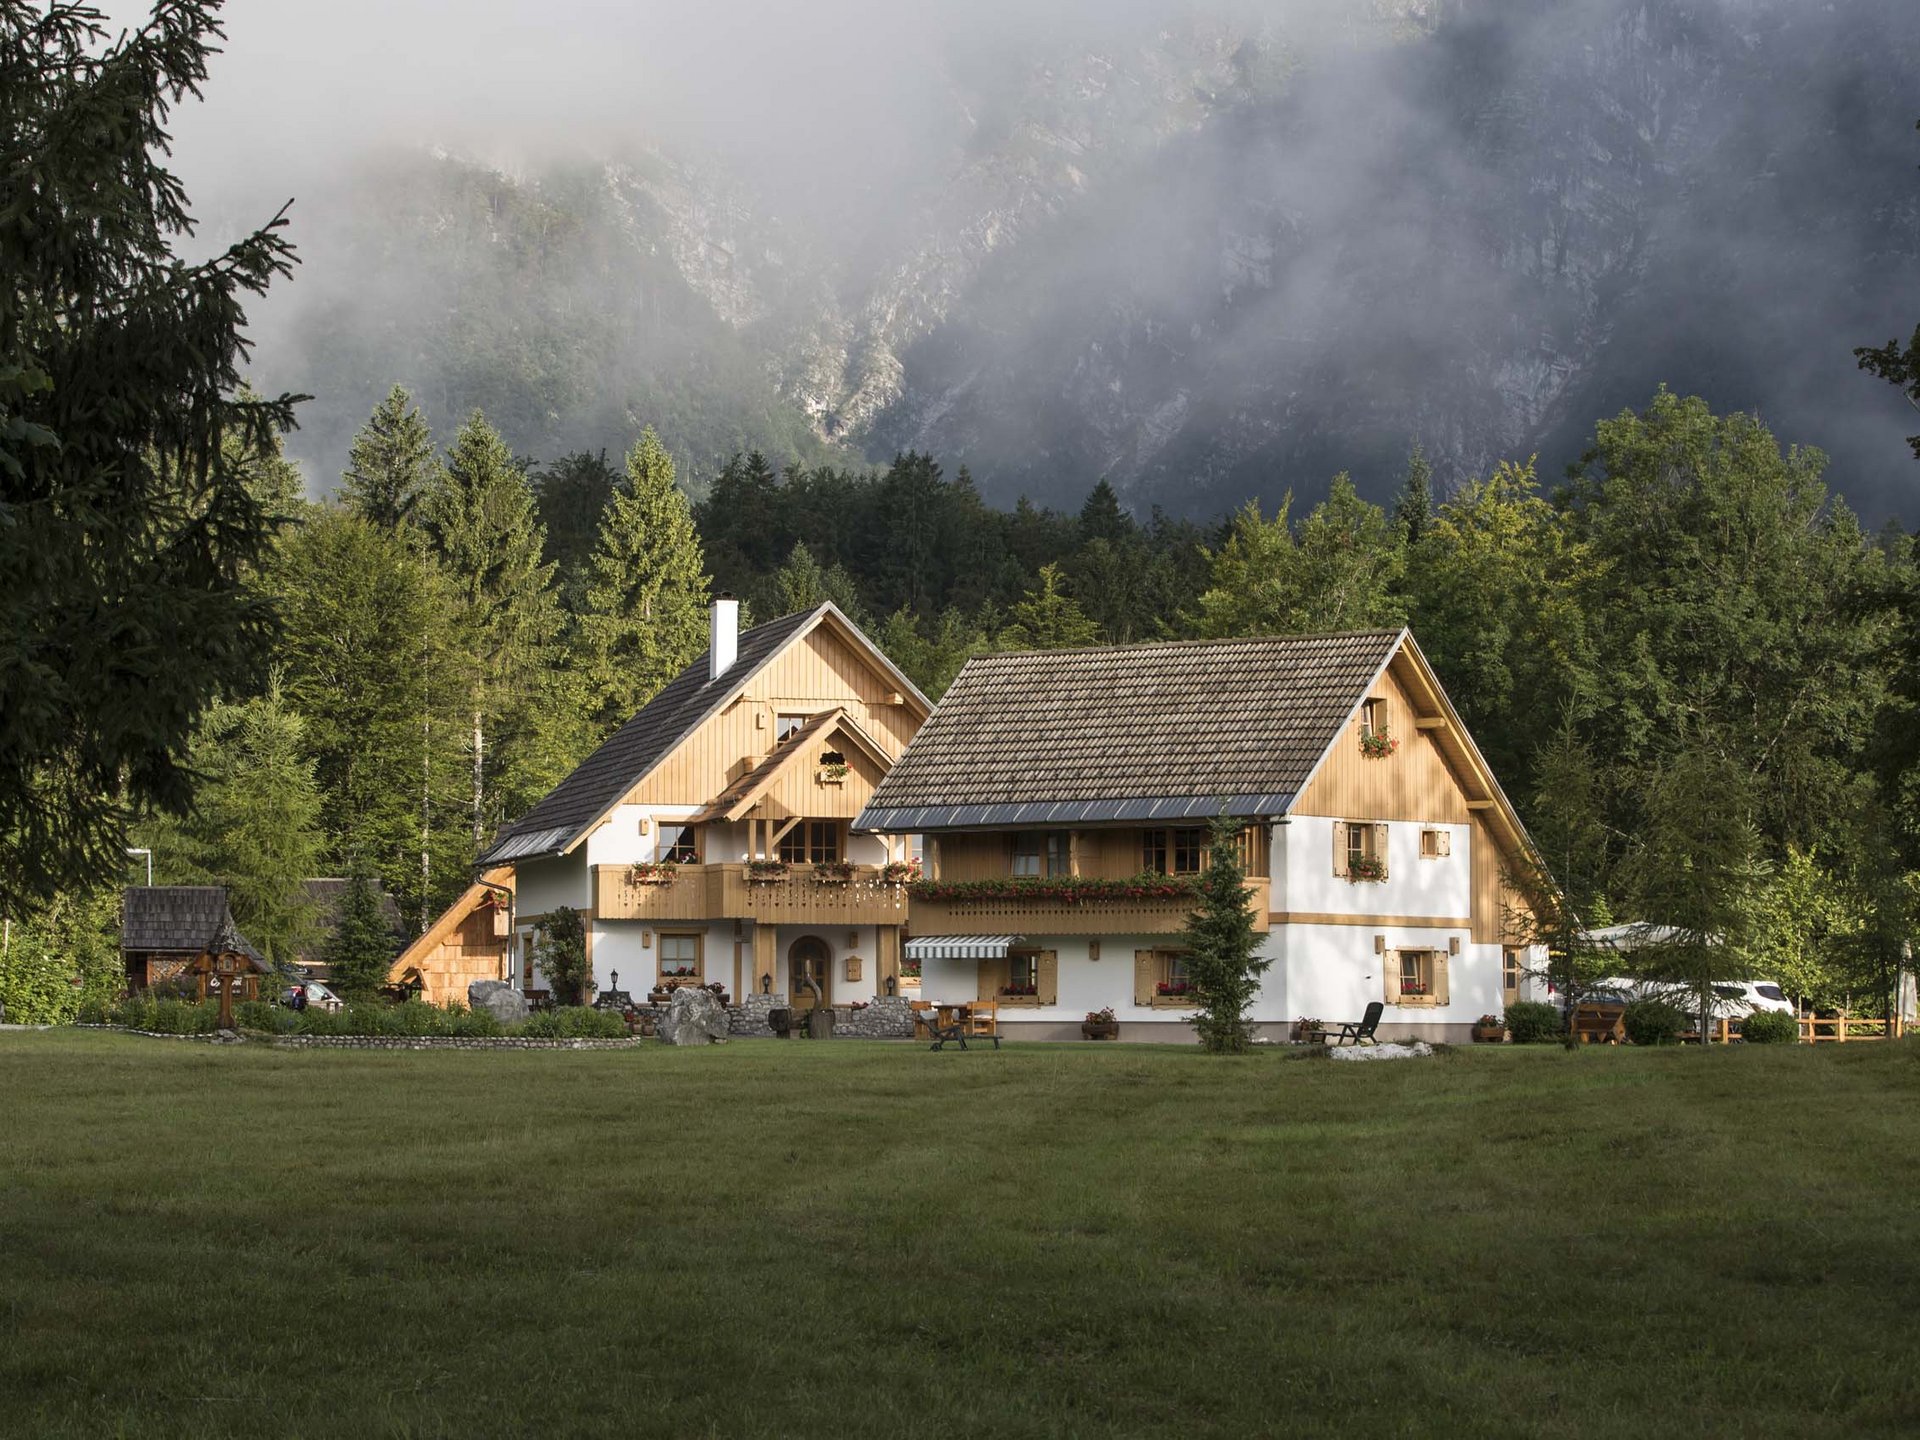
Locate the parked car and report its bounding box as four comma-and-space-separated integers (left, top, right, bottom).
282, 980, 344, 1013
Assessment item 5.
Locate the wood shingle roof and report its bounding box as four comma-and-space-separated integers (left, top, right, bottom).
858, 630, 1402, 831
121, 886, 264, 962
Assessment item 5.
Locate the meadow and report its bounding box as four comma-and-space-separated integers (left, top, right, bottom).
1, 1033, 1916, 1437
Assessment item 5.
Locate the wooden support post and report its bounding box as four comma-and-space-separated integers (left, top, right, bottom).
752, 923, 778, 998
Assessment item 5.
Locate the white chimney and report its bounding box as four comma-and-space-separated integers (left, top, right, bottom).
710, 594, 739, 681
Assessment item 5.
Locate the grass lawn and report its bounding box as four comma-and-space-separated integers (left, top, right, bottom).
2, 1034, 1917, 1437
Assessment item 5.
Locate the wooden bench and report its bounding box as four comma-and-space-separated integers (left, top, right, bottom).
1570, 1003, 1626, 1044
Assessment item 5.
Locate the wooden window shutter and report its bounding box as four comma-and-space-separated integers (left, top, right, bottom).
1332, 821, 1349, 877
1384, 949, 1401, 1004
1134, 950, 1156, 1006
1436, 829, 1451, 858
1372, 823, 1390, 879
1434, 951, 1450, 1006
1037, 950, 1058, 1006
977, 957, 1006, 1001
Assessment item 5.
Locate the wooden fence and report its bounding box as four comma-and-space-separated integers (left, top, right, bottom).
1797, 1013, 1908, 1044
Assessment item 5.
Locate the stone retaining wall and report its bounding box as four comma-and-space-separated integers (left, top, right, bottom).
834, 996, 916, 1039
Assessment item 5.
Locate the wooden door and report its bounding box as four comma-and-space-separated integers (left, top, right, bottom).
788, 935, 831, 1010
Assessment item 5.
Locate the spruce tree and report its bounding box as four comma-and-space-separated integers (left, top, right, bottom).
423, 411, 567, 849
1181, 816, 1270, 1054
535, 905, 591, 1007
580, 427, 710, 734
1393, 444, 1433, 544
999, 564, 1101, 649
772, 541, 866, 623
0, 3, 301, 911
139, 683, 325, 972
326, 869, 394, 1000
341, 386, 439, 533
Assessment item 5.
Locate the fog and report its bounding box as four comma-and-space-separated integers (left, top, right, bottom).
98, 0, 1920, 521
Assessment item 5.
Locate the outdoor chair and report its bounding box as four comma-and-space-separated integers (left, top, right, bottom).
968, 998, 998, 1039
1323, 1001, 1384, 1046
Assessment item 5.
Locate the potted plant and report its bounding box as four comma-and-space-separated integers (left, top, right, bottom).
814, 859, 856, 884
1472, 1013, 1506, 1044
1291, 1017, 1326, 1043
1082, 1007, 1119, 1040
746, 859, 790, 884
626, 860, 678, 886
1360, 727, 1399, 758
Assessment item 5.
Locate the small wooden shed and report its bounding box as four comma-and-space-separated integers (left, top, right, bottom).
388, 868, 514, 1005
121, 887, 268, 997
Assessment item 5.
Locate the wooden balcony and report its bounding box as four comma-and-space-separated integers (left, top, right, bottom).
594, 864, 911, 927
907, 877, 1270, 936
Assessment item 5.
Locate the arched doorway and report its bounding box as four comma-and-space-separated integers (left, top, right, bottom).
788, 935, 831, 1010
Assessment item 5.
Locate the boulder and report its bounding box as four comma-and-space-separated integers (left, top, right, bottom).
468, 980, 529, 1026
659, 985, 729, 1046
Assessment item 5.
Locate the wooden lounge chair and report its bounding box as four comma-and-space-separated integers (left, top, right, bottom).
1323, 1001, 1384, 1046
968, 998, 999, 1040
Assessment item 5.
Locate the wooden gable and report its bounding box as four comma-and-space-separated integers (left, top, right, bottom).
618, 612, 925, 810
1291, 658, 1471, 824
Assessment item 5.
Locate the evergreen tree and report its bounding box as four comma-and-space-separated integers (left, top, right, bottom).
579, 427, 710, 734
326, 869, 395, 1000
1078, 479, 1136, 545
1194, 480, 1402, 638
999, 564, 1101, 649
535, 905, 591, 1007
340, 386, 439, 533
1180, 816, 1269, 1054
771, 541, 867, 623
138, 682, 325, 972
1393, 444, 1432, 544
0, 3, 301, 911
877, 606, 991, 700
424, 411, 569, 847
271, 507, 472, 922
533, 449, 620, 608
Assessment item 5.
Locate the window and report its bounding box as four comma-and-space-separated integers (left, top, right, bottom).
1398, 950, 1437, 1000
778, 822, 841, 865
1145, 827, 1207, 874
658, 932, 702, 983
659, 824, 699, 864
1007, 949, 1039, 995
1361, 698, 1384, 738
1337, 821, 1387, 880
1503, 948, 1522, 995
774, 712, 809, 745
1420, 828, 1450, 860
1139, 948, 1191, 1005
1348, 824, 1370, 872
1012, 830, 1070, 877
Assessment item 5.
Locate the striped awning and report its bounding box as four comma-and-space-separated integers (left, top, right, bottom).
906, 935, 1024, 962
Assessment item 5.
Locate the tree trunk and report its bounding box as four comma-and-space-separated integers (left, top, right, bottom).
471, 708, 485, 853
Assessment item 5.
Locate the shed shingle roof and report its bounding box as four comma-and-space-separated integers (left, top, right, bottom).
858, 630, 1402, 831
121, 886, 264, 963
480, 607, 822, 865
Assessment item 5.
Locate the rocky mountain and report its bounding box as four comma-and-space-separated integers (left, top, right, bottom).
254, 0, 1920, 519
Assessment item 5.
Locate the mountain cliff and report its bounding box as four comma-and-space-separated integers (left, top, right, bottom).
254, 0, 1920, 518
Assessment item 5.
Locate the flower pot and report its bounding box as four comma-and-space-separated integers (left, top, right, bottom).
1081, 1022, 1119, 1040
1471, 1025, 1505, 1044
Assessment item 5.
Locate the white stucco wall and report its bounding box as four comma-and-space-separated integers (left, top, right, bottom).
516, 852, 590, 917
1275, 816, 1471, 919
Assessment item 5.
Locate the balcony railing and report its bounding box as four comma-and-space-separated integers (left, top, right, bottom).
907, 877, 1270, 935
595, 864, 911, 926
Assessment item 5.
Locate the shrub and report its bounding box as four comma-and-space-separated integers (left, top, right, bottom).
235, 1000, 298, 1034
339, 1002, 399, 1037
147, 999, 219, 1034
392, 999, 450, 1037
1624, 999, 1686, 1046
449, 1004, 501, 1038
1504, 1001, 1560, 1045
518, 1006, 626, 1039
75, 997, 110, 1025
112, 996, 154, 1031
295, 1006, 342, 1036
1740, 1010, 1798, 1045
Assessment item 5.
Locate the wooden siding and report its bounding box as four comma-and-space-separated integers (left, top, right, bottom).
754, 737, 884, 821
1293, 664, 1471, 823
935, 825, 1268, 882
910, 877, 1270, 936
596, 864, 910, 926
619, 622, 920, 808
1471, 812, 1530, 944
398, 905, 508, 1006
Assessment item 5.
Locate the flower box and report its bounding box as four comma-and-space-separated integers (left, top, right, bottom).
1347, 856, 1387, 883
1081, 1021, 1119, 1040
880, 861, 922, 885
1360, 729, 1399, 759
626, 861, 678, 886
746, 860, 790, 884
813, 861, 856, 885
817, 764, 849, 785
